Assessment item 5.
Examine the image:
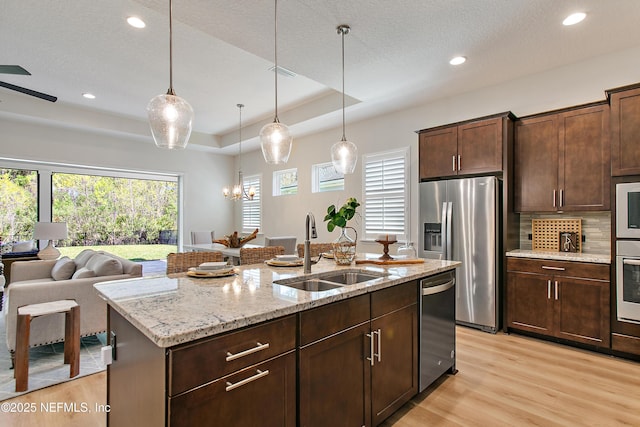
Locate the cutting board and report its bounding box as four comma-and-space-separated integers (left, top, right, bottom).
355, 258, 425, 265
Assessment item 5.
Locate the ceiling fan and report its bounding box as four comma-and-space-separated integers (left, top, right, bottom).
0, 65, 57, 102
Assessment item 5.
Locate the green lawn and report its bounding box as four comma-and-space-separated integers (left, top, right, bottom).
58, 244, 177, 261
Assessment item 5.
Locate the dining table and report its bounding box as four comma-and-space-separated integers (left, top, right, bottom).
182, 243, 263, 265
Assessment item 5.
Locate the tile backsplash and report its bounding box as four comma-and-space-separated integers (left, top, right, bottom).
518, 212, 611, 255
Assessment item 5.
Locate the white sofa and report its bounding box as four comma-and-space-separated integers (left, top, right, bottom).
3, 249, 142, 361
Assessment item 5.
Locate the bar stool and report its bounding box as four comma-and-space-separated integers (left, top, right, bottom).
14, 299, 80, 392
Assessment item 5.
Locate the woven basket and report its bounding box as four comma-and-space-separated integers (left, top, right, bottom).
239, 246, 285, 265
166, 251, 224, 274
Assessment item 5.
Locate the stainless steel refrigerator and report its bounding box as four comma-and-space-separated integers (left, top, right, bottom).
419, 176, 500, 332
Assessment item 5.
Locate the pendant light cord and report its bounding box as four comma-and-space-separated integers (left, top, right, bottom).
341, 26, 346, 141
274, 0, 279, 122
238, 104, 244, 178
168, 0, 175, 95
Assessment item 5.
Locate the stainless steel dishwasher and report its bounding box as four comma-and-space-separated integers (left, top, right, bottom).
419, 269, 457, 392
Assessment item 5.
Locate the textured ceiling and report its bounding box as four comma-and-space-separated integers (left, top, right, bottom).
1, 0, 640, 153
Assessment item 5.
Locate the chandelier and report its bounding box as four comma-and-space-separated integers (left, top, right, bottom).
223, 104, 255, 201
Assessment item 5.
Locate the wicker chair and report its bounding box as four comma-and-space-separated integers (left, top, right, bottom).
239, 246, 285, 265
297, 243, 334, 258
166, 251, 224, 274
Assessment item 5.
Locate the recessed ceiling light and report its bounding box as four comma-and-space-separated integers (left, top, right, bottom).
449, 56, 467, 66
127, 16, 146, 29
563, 12, 586, 26
82, 93, 96, 99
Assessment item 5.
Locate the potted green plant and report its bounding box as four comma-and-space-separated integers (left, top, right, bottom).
324, 197, 360, 264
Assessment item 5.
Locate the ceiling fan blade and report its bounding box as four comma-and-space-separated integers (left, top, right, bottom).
0, 81, 57, 102
0, 65, 31, 75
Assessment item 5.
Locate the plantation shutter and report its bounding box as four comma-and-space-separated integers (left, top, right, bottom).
363, 149, 408, 241
242, 175, 261, 232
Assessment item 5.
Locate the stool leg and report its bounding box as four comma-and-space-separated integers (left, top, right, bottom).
64, 305, 80, 378
15, 313, 31, 392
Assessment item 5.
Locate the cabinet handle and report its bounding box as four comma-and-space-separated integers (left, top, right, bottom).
560, 189, 564, 208
553, 190, 557, 208
555, 281, 559, 300
226, 342, 270, 362
457, 155, 461, 171
541, 266, 565, 271
366, 332, 375, 366
225, 369, 269, 392
452, 155, 456, 172
547, 280, 552, 299
374, 329, 382, 363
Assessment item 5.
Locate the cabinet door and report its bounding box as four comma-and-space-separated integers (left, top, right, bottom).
457, 117, 503, 175
168, 351, 296, 427
554, 277, 610, 347
611, 87, 640, 176
371, 304, 418, 426
419, 126, 458, 179
507, 272, 554, 335
514, 115, 559, 212
558, 105, 610, 211
299, 322, 372, 427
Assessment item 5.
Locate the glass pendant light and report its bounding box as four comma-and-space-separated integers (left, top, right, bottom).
223, 104, 255, 201
260, 0, 292, 164
331, 25, 357, 174
147, 0, 194, 150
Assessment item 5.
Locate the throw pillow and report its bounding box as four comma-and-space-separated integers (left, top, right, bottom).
72, 267, 96, 279
51, 256, 76, 280
0, 242, 13, 254
86, 253, 123, 276
12, 240, 35, 252
74, 249, 97, 269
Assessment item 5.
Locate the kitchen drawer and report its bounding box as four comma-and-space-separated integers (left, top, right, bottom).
168, 314, 296, 396
506, 257, 609, 280
371, 280, 417, 319
299, 294, 369, 347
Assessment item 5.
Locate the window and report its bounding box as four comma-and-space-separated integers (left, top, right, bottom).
312, 162, 344, 193
362, 148, 409, 241
242, 174, 261, 233
273, 168, 298, 196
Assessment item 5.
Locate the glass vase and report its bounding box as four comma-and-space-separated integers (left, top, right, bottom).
397, 241, 417, 259
332, 227, 357, 265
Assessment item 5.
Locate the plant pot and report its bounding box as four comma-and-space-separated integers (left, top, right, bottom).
332, 227, 357, 265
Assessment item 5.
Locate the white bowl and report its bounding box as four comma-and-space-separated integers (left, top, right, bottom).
198, 262, 229, 270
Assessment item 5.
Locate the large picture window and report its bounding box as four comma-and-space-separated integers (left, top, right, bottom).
0, 168, 38, 247
362, 148, 409, 241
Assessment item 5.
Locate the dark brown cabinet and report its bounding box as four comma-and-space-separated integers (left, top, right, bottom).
507, 258, 610, 348
514, 103, 610, 212
609, 85, 640, 176
299, 282, 418, 427
418, 114, 513, 180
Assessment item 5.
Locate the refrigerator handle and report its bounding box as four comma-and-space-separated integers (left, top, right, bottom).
441, 202, 448, 259
446, 202, 453, 260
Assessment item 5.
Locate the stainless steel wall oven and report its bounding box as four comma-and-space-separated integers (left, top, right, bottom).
616, 240, 640, 324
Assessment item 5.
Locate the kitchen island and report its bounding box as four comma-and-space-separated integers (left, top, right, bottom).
95, 255, 459, 427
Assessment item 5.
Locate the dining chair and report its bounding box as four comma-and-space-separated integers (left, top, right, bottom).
264, 236, 297, 255
190, 231, 215, 245
239, 246, 285, 265
297, 243, 334, 258
166, 251, 224, 274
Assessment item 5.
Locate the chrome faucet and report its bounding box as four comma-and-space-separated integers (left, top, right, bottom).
304, 212, 317, 274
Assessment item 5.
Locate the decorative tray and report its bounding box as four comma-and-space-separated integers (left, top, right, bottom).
186, 267, 237, 278
264, 259, 304, 267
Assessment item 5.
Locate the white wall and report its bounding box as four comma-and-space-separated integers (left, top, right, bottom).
0, 118, 235, 246
239, 45, 640, 254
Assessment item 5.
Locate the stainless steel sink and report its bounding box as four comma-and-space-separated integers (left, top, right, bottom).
316, 271, 386, 285
274, 269, 386, 292
275, 278, 343, 292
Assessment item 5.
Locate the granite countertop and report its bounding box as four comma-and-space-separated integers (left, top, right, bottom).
94, 254, 460, 348
505, 249, 610, 264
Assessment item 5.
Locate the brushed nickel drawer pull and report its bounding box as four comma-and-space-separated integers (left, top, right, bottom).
547, 280, 552, 299
374, 329, 382, 363
225, 369, 269, 392
366, 332, 375, 366
452, 155, 456, 171
541, 266, 565, 271
553, 190, 557, 208
226, 342, 270, 362
555, 281, 559, 300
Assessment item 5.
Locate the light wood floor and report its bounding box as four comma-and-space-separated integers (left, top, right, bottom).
1, 326, 639, 427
